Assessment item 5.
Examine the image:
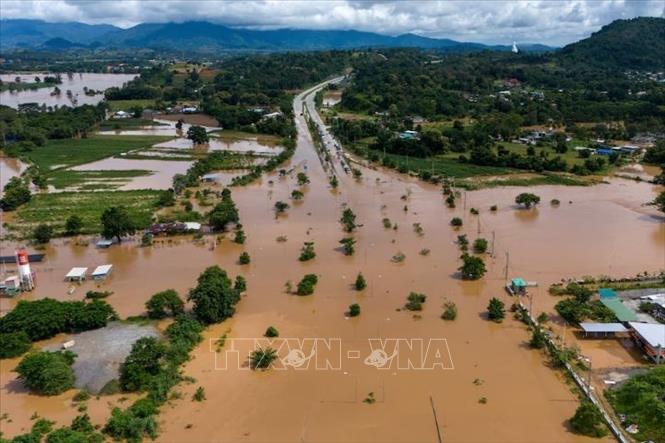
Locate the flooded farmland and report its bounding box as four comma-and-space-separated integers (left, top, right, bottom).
0, 73, 137, 108
0, 82, 663, 442
0, 156, 28, 192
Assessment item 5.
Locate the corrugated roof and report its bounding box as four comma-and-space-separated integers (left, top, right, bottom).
601, 298, 638, 322
580, 323, 628, 333
629, 322, 665, 348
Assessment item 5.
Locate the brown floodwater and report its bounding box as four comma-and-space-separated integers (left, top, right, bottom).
1, 79, 662, 442
0, 157, 28, 192
97, 118, 220, 137
0, 73, 136, 109
153, 137, 283, 155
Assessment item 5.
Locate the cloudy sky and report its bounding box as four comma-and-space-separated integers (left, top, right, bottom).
2, 0, 664, 45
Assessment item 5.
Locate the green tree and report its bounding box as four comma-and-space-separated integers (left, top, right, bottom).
101, 206, 135, 242
458, 254, 486, 280
274, 200, 290, 214
65, 215, 83, 236
450, 217, 463, 227
234, 228, 246, 244
250, 347, 278, 370
15, 351, 76, 395
296, 274, 318, 296
569, 402, 608, 438
264, 326, 279, 338
32, 223, 53, 244
405, 292, 427, 311
441, 301, 457, 320
119, 337, 167, 392
239, 251, 251, 265
208, 191, 239, 231
299, 242, 316, 261
188, 266, 241, 324
186, 125, 209, 144
145, 289, 184, 319
529, 327, 548, 349
297, 172, 310, 186
473, 238, 488, 254
653, 191, 665, 213
234, 275, 247, 293
192, 386, 206, 402
348, 303, 361, 317
329, 175, 338, 188
339, 237, 356, 255
0, 331, 31, 359
515, 193, 541, 208
355, 273, 367, 290
487, 297, 506, 322
0, 177, 31, 211
291, 189, 304, 200
340, 208, 357, 232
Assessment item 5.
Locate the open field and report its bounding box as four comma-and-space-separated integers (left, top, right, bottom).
105, 99, 157, 112
47, 169, 153, 190
12, 190, 163, 235
26, 135, 171, 170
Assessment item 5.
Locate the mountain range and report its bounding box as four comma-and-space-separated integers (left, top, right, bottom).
0, 19, 553, 53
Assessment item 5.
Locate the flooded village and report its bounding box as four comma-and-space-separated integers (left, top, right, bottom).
1, 13, 665, 443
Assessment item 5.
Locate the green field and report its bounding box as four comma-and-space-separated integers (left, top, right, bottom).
47, 169, 153, 190
98, 118, 167, 130
14, 190, 163, 236
25, 135, 171, 171
106, 99, 157, 112
498, 142, 590, 168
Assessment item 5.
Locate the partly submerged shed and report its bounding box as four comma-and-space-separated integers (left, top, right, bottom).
580, 322, 628, 337
628, 322, 665, 363
91, 264, 113, 280
65, 267, 88, 282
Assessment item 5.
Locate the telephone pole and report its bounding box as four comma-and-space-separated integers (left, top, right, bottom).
504, 251, 510, 283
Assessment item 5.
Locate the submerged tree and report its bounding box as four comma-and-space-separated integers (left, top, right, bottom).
249, 347, 278, 370
458, 254, 486, 280
355, 273, 367, 290
299, 242, 316, 261
188, 266, 241, 324
487, 297, 506, 322
340, 208, 357, 232
569, 402, 608, 438
101, 206, 135, 242
339, 237, 356, 256
186, 125, 209, 145
515, 193, 541, 209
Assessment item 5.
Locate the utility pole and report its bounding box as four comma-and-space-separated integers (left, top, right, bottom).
490, 231, 496, 257
477, 217, 481, 235
504, 251, 509, 283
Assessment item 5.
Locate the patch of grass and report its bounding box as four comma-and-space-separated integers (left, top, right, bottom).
48, 169, 153, 190
13, 190, 162, 236
25, 135, 171, 171
106, 99, 157, 112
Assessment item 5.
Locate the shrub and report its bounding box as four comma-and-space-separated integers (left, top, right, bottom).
441, 301, 457, 320
339, 237, 356, 255
119, 337, 167, 392
340, 208, 357, 232
85, 290, 112, 299
33, 223, 54, 243
490, 205, 498, 211
233, 229, 246, 244
296, 274, 318, 296
299, 242, 316, 261
103, 404, 158, 442
382, 218, 391, 228
291, 189, 304, 200
296, 172, 310, 186
348, 304, 361, 317
550, 198, 561, 206
239, 251, 251, 265
473, 238, 488, 254
145, 290, 184, 319
16, 350, 76, 395
264, 326, 279, 338
0, 331, 31, 359
65, 215, 84, 236
234, 275, 247, 293
274, 201, 290, 214
405, 292, 427, 311
192, 387, 206, 402
487, 297, 505, 322
355, 273, 367, 290
529, 327, 548, 349
450, 217, 463, 227
569, 402, 608, 438
457, 234, 469, 251
249, 347, 278, 370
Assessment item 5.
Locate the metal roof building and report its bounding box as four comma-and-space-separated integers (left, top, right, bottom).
600, 298, 638, 322
628, 322, 665, 363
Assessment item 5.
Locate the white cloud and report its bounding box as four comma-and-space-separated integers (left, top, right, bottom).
1, 0, 663, 45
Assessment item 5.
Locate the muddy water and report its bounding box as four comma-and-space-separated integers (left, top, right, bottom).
153, 137, 283, 155
1, 79, 662, 441
0, 73, 136, 109
0, 157, 28, 192
68, 157, 193, 190
97, 118, 220, 137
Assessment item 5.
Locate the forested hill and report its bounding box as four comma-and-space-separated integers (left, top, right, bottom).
559, 17, 665, 70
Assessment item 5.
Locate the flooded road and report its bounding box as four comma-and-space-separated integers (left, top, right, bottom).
1, 78, 662, 441
0, 73, 136, 109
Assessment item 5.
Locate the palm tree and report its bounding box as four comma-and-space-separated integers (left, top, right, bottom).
250, 347, 278, 370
